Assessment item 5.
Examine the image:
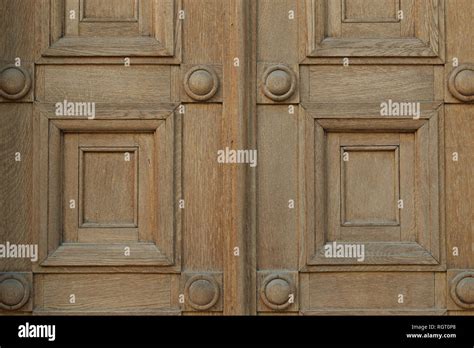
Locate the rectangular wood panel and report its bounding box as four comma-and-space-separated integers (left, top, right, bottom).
307, 66, 434, 103
38, 65, 172, 103
183, 104, 223, 271
257, 106, 298, 270
36, 274, 179, 314
302, 272, 437, 312
0, 105, 33, 272
343, 0, 399, 22
445, 106, 474, 269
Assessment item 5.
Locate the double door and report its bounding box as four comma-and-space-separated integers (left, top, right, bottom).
1, 0, 473, 315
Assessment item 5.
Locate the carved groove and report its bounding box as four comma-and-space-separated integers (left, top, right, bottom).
0, 65, 32, 100
448, 64, 474, 102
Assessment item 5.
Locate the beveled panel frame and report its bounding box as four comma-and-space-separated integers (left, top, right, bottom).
305, 0, 444, 57
38, 0, 178, 57
35, 105, 182, 268
299, 103, 444, 270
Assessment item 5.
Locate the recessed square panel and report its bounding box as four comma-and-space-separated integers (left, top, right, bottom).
301, 106, 442, 266
341, 146, 399, 226
79, 147, 138, 227
38, 115, 181, 267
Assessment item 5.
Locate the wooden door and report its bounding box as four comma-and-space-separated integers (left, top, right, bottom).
254, 0, 474, 316
0, 0, 250, 315
0, 0, 473, 316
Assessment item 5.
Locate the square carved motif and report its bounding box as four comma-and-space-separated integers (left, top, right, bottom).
306, 0, 444, 57
301, 106, 442, 266
36, 110, 181, 267
39, 0, 177, 56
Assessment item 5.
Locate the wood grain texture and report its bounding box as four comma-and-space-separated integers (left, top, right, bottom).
257, 106, 298, 270
257, 0, 298, 63
38, 65, 172, 103
0, 0, 36, 61
304, 272, 436, 310
0, 105, 33, 272
37, 273, 178, 313
445, 106, 474, 269
182, 0, 224, 64
308, 66, 434, 103
183, 104, 223, 271
221, 0, 255, 314
445, 0, 474, 103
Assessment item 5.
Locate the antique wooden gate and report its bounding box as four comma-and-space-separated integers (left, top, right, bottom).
0, 0, 473, 315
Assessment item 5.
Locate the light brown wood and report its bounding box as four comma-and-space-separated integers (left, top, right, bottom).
1, 0, 473, 317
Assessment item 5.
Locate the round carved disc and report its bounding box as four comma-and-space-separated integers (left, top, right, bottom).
0, 275, 30, 310
265, 278, 292, 306
0, 65, 31, 100
183, 66, 219, 101
260, 274, 295, 310
448, 64, 474, 102
188, 70, 214, 96
262, 65, 296, 101
450, 272, 474, 309
188, 279, 216, 306
184, 275, 220, 311
266, 70, 292, 96
456, 277, 474, 304
455, 70, 474, 97
0, 279, 25, 306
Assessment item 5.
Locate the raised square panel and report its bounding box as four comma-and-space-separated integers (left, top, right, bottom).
306, 0, 444, 57
36, 109, 181, 267
39, 0, 177, 56
79, 147, 138, 227
343, 0, 399, 23
341, 145, 399, 227
301, 105, 442, 267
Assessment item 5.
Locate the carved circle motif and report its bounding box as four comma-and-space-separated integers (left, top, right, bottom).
448, 64, 474, 102
184, 274, 220, 311
184, 65, 219, 101
450, 272, 474, 309
260, 274, 295, 310
0, 274, 30, 311
262, 64, 296, 101
0, 65, 32, 100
